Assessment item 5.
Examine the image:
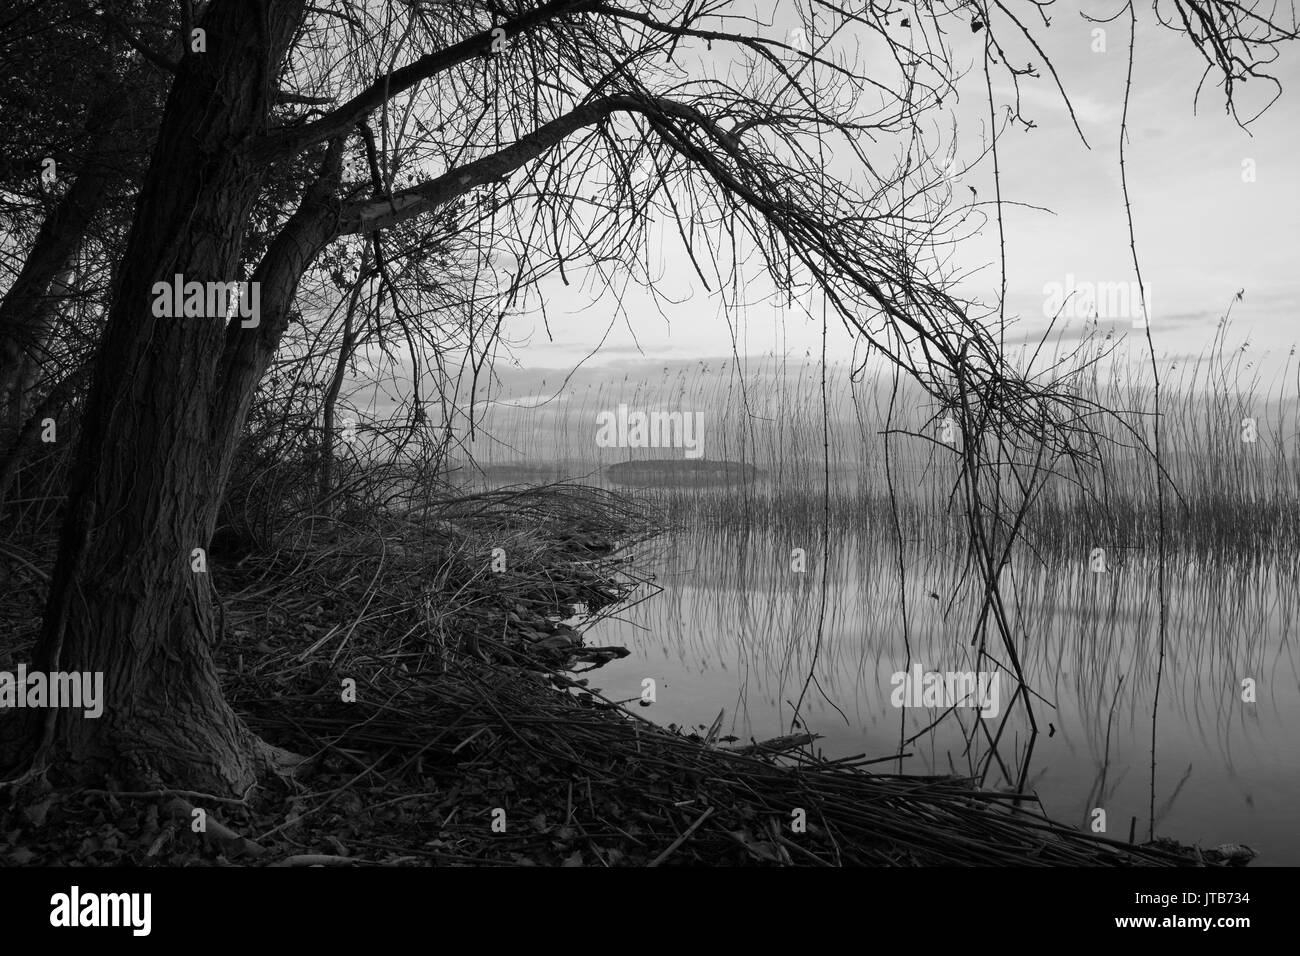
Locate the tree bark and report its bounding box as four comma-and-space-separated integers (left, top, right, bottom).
0, 99, 124, 448
18, 0, 309, 796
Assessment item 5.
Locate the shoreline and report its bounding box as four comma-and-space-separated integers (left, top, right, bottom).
0, 482, 1234, 866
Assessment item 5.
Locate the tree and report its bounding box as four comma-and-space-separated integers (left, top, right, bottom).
4, 0, 1293, 795
11, 0, 316, 791
0, 1, 174, 507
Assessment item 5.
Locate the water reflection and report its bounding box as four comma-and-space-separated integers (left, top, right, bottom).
585, 527, 1300, 863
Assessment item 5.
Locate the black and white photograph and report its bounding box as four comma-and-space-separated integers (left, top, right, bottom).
0, 0, 1295, 937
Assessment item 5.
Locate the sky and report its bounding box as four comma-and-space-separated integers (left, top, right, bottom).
479, 1, 1300, 380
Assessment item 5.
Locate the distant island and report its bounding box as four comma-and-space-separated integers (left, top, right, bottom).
605, 458, 761, 487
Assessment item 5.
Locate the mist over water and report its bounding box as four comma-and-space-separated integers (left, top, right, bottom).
438, 344, 1300, 863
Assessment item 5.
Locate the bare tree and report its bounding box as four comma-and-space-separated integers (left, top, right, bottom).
3, 0, 1293, 796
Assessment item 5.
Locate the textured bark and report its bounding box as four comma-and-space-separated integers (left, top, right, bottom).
211, 139, 346, 494
0, 357, 91, 511
26, 0, 309, 795
1, 266, 70, 439
16, 0, 618, 794
0, 103, 121, 447
0, 57, 169, 495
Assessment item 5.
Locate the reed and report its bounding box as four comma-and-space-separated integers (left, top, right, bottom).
211, 490, 1198, 867
447, 327, 1300, 560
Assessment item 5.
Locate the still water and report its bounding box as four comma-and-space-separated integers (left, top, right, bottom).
585, 526, 1300, 864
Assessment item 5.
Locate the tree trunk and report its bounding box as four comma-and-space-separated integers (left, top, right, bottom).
0, 104, 122, 448
16, 0, 309, 796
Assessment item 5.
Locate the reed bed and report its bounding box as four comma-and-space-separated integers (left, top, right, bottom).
4, 324, 1284, 864
238, 639, 1199, 866
433, 326, 1298, 813
212, 482, 661, 673
0, 449, 1249, 866
26, 481, 1173, 867
207, 487, 1202, 867
450, 330, 1300, 561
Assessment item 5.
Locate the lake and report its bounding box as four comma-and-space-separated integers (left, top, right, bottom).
582, 522, 1300, 864
439, 354, 1300, 864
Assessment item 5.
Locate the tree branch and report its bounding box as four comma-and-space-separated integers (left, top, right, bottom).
335, 93, 738, 235
102, 11, 179, 73
275, 91, 338, 105
212, 138, 347, 442
258, 0, 599, 162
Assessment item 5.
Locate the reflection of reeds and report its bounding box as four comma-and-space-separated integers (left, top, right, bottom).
273, 630, 1192, 865
590, 527, 1299, 796
446, 328, 1298, 842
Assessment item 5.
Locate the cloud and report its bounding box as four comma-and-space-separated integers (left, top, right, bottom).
991, 82, 1119, 127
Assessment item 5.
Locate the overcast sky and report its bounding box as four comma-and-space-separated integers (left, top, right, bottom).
487, 2, 1300, 379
